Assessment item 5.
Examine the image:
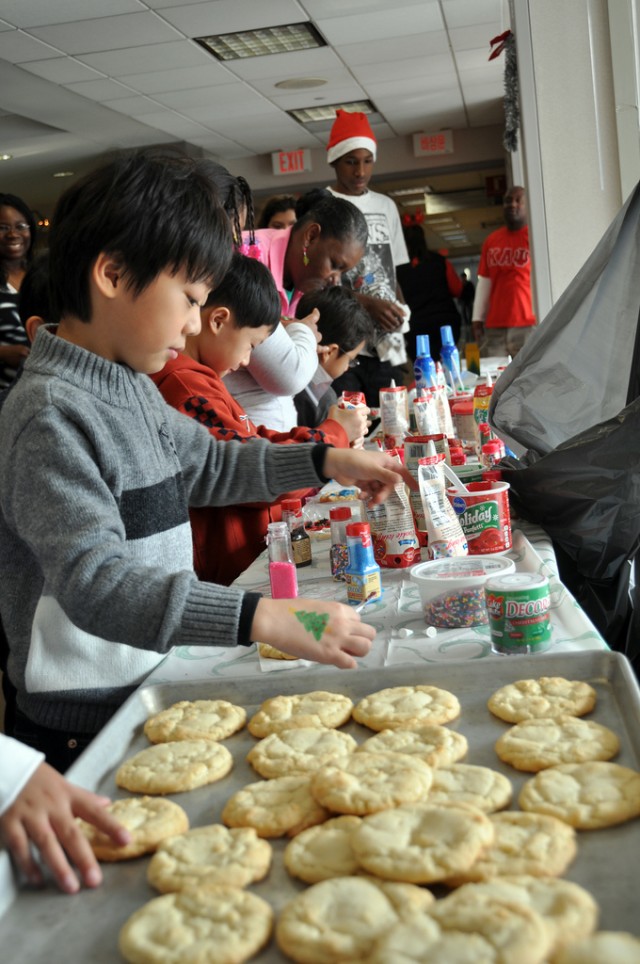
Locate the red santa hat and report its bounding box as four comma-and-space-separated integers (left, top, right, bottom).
326, 109, 377, 164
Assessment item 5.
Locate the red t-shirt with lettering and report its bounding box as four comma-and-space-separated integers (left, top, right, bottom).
478, 225, 535, 328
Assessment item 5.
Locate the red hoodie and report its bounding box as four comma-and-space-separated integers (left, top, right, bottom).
152, 353, 348, 585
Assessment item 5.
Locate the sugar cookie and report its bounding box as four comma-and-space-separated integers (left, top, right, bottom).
445, 811, 577, 885
146, 824, 272, 892
443, 876, 598, 956
283, 815, 362, 883
248, 691, 353, 738
143, 698, 246, 744
310, 751, 433, 815
429, 889, 551, 964
275, 875, 434, 964
488, 677, 597, 723
118, 885, 273, 964
247, 726, 357, 778
495, 716, 620, 772
369, 918, 498, 964
222, 773, 329, 838
351, 802, 494, 884
518, 761, 640, 829
80, 796, 189, 861
553, 931, 640, 964
115, 739, 233, 794
353, 685, 460, 731
357, 723, 468, 768
426, 763, 513, 813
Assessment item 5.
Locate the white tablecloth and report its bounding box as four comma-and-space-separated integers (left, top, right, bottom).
143, 521, 608, 687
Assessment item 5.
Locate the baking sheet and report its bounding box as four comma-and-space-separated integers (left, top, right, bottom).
2, 650, 640, 962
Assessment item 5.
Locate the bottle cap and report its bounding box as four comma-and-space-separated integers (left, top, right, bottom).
416, 334, 431, 358
440, 325, 455, 347
330, 506, 352, 521
482, 469, 503, 482
281, 498, 302, 512
482, 439, 502, 455
346, 522, 370, 538
450, 449, 467, 465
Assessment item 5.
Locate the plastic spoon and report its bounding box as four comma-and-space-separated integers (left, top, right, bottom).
441, 461, 472, 495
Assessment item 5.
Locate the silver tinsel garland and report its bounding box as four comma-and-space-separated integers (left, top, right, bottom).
489, 29, 520, 153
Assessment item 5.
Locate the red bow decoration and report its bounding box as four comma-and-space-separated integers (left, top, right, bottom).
402, 210, 425, 227
489, 29, 512, 60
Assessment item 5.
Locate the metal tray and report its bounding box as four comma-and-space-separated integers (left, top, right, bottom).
2, 650, 640, 962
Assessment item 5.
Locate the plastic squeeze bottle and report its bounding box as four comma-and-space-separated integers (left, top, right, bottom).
344, 522, 382, 605
266, 521, 298, 598
414, 334, 436, 392
281, 498, 312, 568
439, 325, 464, 392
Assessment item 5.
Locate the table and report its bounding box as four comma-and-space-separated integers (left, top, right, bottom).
143, 521, 608, 689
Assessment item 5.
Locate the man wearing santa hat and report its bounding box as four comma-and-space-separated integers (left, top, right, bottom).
326, 109, 411, 407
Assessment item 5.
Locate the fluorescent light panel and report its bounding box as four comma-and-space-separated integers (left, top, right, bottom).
195, 23, 326, 61
288, 100, 374, 124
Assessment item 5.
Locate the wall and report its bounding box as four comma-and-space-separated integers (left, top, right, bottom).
227, 124, 507, 197
513, 0, 623, 315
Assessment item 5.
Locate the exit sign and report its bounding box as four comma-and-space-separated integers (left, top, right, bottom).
413, 130, 453, 157
271, 148, 312, 175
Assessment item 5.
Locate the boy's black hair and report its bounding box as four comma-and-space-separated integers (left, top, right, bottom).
48, 150, 233, 324
205, 252, 280, 335
19, 251, 51, 327
295, 285, 373, 353
257, 194, 297, 229
0, 193, 37, 286
292, 189, 368, 248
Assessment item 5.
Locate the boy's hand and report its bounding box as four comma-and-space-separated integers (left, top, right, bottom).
322, 448, 417, 503
284, 308, 321, 343
0, 762, 131, 894
327, 404, 370, 444
251, 597, 374, 669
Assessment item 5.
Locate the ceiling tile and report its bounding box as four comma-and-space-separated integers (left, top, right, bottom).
65, 78, 136, 101
28, 12, 183, 55
150, 82, 266, 111
335, 32, 448, 65
156, 0, 307, 35
119, 62, 232, 94
441, 0, 507, 30
449, 24, 502, 52
351, 54, 456, 86
135, 110, 212, 137
0, 30, 63, 63
21, 58, 105, 84
185, 95, 281, 125
103, 95, 163, 116
301, 0, 428, 15
0, 0, 144, 29
268, 82, 367, 110
316, 5, 444, 45
188, 133, 255, 158
76, 40, 212, 74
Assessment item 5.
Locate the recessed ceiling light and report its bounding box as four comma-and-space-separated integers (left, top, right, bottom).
195, 23, 326, 61
275, 77, 327, 90
0, 153, 12, 161
53, 171, 74, 178
287, 100, 374, 124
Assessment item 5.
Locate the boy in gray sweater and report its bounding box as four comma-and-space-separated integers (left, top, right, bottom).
0, 151, 413, 771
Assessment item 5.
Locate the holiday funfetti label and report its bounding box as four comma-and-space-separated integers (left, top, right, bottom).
449, 484, 511, 554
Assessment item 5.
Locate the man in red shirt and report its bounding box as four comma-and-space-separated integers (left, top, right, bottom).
472, 185, 536, 358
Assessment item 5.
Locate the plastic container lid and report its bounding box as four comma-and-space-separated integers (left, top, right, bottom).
451, 399, 473, 415
329, 506, 352, 521
410, 556, 515, 586
346, 522, 370, 537
281, 499, 303, 516
482, 440, 503, 456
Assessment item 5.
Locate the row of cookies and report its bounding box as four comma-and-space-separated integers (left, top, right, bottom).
86, 680, 640, 962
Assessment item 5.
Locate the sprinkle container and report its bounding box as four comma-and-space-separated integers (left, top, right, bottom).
485, 572, 551, 654
410, 556, 515, 629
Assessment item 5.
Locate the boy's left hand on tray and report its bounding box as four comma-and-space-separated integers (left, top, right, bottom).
0, 761, 131, 894
251, 597, 375, 669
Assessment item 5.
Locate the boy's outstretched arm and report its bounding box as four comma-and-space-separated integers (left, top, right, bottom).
322, 447, 418, 503
251, 597, 375, 669
0, 746, 131, 894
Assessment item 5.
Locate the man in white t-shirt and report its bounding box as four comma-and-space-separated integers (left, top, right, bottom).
326, 110, 410, 406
